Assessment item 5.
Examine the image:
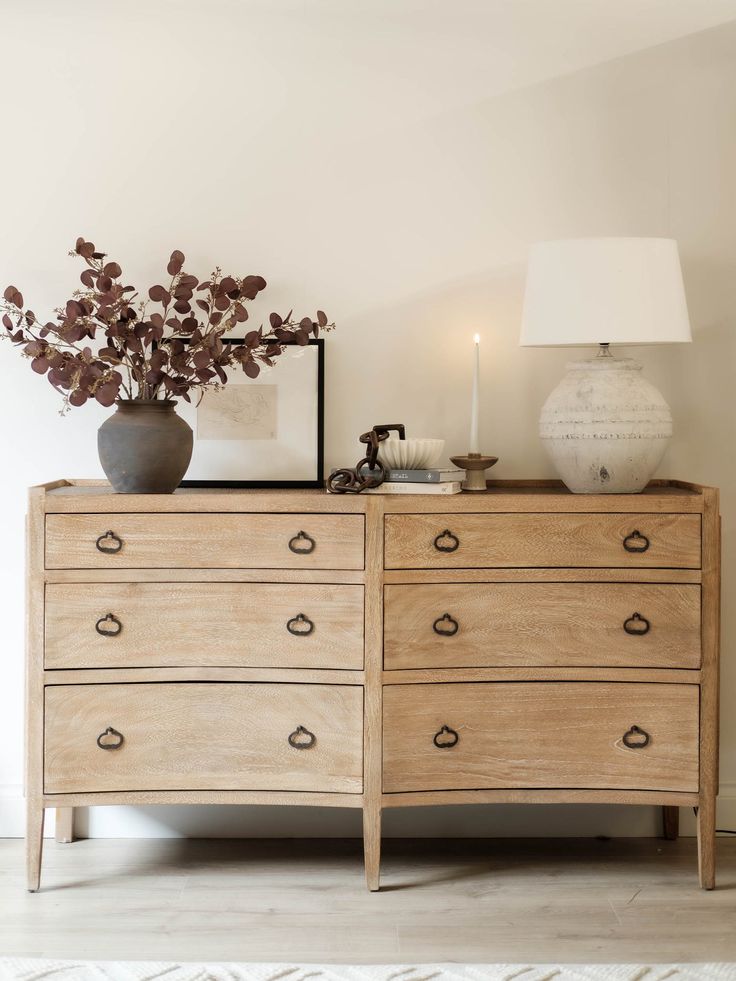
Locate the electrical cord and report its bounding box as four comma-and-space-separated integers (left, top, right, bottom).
692, 806, 736, 834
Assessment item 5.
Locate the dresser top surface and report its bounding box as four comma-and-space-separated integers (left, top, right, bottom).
33, 479, 714, 514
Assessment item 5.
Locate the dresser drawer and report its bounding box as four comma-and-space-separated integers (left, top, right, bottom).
384, 513, 701, 569
45, 583, 364, 670
383, 682, 699, 793
45, 683, 363, 793
45, 513, 365, 570
384, 583, 701, 670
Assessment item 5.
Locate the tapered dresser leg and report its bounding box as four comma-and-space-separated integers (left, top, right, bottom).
662, 805, 679, 841
697, 799, 716, 890
363, 804, 382, 892
27, 800, 45, 893
55, 807, 75, 843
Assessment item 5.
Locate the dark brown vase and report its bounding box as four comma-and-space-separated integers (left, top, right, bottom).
98, 400, 194, 494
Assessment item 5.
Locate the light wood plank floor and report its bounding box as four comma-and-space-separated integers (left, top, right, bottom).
2, 837, 736, 963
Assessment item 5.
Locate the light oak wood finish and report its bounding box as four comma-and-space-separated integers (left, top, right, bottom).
46, 512, 365, 570
45, 682, 363, 794
698, 486, 721, 888
26, 478, 719, 892
383, 682, 700, 794
384, 582, 701, 670
8, 837, 736, 964
384, 512, 702, 569
362, 496, 385, 891
45, 582, 364, 670
54, 807, 74, 843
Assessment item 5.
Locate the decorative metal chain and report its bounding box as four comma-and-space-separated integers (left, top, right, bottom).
327, 424, 405, 494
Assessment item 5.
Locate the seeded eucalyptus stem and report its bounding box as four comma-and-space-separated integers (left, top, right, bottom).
1, 237, 334, 412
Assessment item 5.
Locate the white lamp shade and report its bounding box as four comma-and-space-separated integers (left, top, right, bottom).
520, 237, 692, 347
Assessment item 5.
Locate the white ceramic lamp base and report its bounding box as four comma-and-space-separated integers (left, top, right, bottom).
539, 355, 672, 494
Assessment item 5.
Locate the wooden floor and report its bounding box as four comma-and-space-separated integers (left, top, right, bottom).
2, 837, 736, 963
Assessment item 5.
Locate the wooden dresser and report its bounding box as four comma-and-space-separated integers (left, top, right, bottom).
26, 479, 720, 891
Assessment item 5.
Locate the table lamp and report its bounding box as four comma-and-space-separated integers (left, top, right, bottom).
520, 237, 692, 493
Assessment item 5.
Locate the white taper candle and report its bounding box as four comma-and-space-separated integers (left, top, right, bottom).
469, 333, 480, 453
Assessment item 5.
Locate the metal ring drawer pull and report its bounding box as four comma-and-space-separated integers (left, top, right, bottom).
433, 613, 459, 636
95, 613, 123, 637
623, 612, 651, 636
288, 530, 316, 554
434, 529, 460, 553
433, 725, 459, 749
96, 726, 124, 750
287, 613, 315, 636
95, 530, 123, 554
622, 724, 650, 749
288, 725, 316, 750
623, 530, 650, 553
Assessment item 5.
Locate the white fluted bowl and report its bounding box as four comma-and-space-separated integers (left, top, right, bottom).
378, 437, 444, 470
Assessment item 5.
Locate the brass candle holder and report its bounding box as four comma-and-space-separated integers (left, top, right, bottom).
450, 453, 498, 491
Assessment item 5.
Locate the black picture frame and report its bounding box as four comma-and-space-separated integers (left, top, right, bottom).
179, 337, 324, 489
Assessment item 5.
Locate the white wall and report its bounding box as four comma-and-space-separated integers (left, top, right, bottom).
1, 2, 735, 839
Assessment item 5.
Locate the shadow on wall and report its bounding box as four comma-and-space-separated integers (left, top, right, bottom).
324, 259, 563, 479
75, 802, 664, 840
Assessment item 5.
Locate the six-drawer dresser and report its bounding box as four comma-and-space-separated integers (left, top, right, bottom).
26, 478, 720, 891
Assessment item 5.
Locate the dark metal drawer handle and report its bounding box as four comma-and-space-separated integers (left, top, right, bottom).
95, 530, 123, 554
96, 726, 124, 750
288, 530, 316, 554
624, 612, 651, 636
95, 613, 123, 637
623, 530, 650, 553
433, 613, 459, 636
434, 529, 460, 553
287, 613, 315, 636
433, 725, 459, 749
288, 725, 316, 750
622, 725, 650, 749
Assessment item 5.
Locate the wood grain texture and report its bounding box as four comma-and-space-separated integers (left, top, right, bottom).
47, 568, 366, 585
384, 582, 701, 670
9, 837, 736, 962
384, 512, 702, 569
44, 667, 365, 686
42, 790, 363, 808
25, 486, 48, 891
45, 513, 365, 570
363, 496, 385, 890
45, 683, 363, 794
383, 682, 700, 794
698, 486, 720, 888
381, 788, 699, 807
54, 807, 74, 843
45, 582, 364, 670
26, 478, 720, 892
382, 667, 701, 685
384, 568, 702, 585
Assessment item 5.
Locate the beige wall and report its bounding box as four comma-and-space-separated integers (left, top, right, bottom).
1, 3, 734, 837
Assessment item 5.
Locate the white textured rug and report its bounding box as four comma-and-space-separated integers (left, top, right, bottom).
1, 964, 736, 981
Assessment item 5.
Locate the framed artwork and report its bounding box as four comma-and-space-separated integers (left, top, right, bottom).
179, 338, 324, 488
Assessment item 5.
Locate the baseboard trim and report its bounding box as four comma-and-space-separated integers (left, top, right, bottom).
2, 786, 735, 839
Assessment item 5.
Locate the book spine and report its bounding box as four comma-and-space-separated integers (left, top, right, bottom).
363, 481, 462, 495
385, 470, 442, 482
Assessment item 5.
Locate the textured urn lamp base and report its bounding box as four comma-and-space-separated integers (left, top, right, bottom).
450, 453, 498, 491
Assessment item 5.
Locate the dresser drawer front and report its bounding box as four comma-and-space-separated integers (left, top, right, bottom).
384, 513, 701, 569
45, 683, 363, 793
384, 583, 701, 670
383, 682, 699, 793
45, 583, 364, 670
45, 513, 365, 570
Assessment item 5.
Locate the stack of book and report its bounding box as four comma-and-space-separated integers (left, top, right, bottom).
363, 468, 464, 495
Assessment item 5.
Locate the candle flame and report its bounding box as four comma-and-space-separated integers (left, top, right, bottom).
473, 333, 480, 344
